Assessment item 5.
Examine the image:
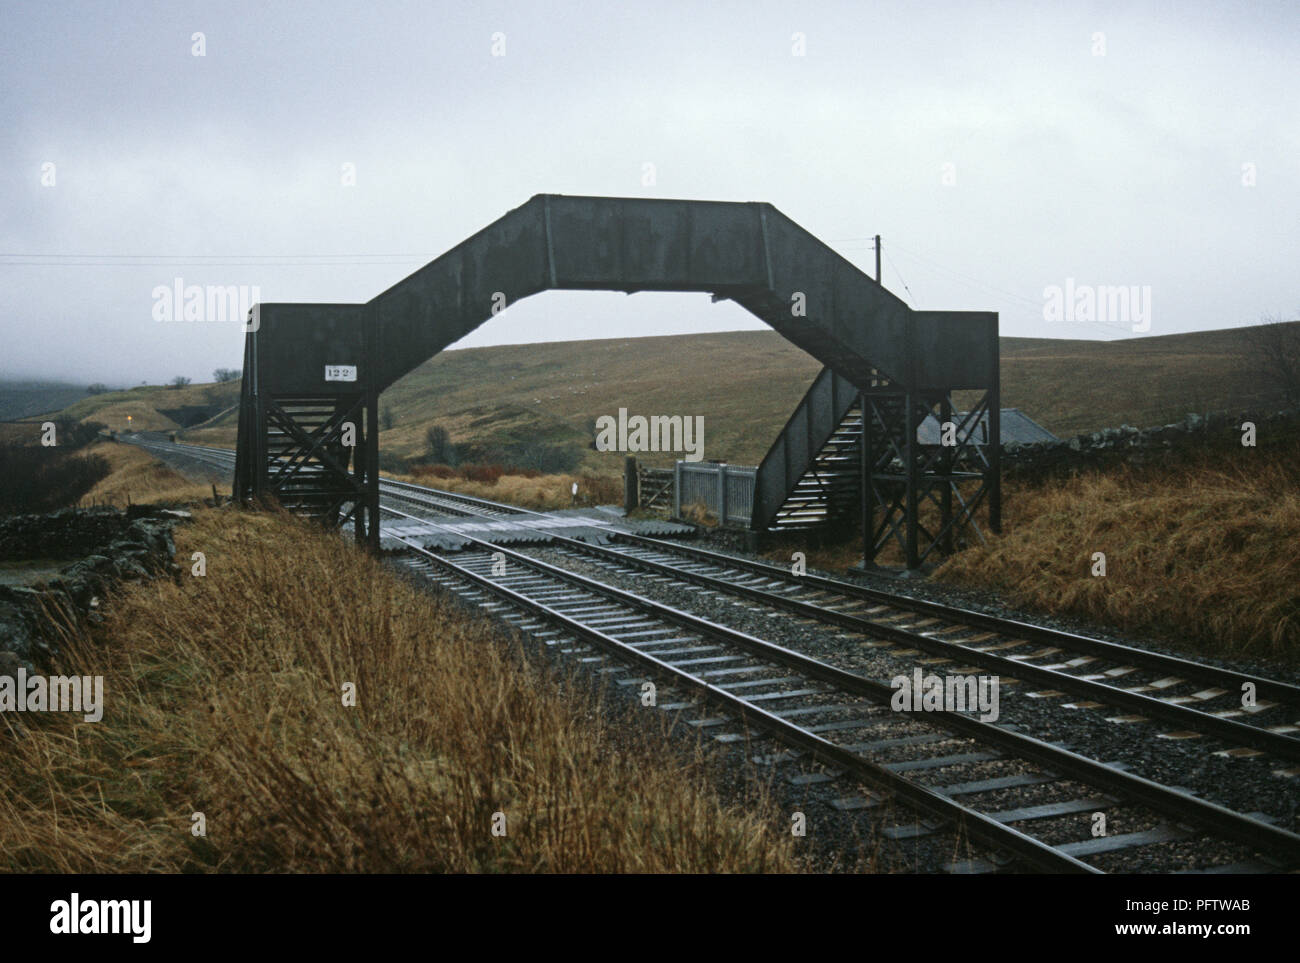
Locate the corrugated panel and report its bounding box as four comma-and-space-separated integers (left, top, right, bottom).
917, 408, 1056, 445
379, 508, 696, 551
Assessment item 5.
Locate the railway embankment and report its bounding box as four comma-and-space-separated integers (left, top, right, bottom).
0, 507, 801, 873
939, 410, 1300, 660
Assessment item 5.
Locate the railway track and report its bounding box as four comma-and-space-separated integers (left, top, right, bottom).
130, 438, 1300, 870
128, 437, 237, 473
537, 536, 1300, 764
360, 455, 1300, 768
382, 505, 1300, 874
126, 439, 524, 519
136, 438, 1300, 765
378, 477, 523, 518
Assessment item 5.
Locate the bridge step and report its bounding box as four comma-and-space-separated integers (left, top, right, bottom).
751, 366, 865, 533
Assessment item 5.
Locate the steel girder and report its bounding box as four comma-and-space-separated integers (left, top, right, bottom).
859, 377, 1002, 571
233, 195, 998, 562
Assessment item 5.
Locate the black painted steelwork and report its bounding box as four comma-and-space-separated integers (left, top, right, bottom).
857, 340, 1001, 570
233, 194, 998, 561
752, 366, 861, 532
234, 304, 381, 547
753, 324, 1001, 569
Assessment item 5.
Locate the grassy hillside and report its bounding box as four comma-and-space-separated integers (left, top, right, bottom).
80, 441, 214, 508
374, 331, 823, 469
989, 324, 1295, 436
185, 330, 822, 469
373, 322, 1293, 468
61, 320, 1300, 471
57, 380, 240, 433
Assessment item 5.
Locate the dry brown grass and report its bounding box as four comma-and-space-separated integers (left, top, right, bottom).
80, 441, 213, 508
0, 508, 801, 873
389, 470, 623, 511
755, 436, 1300, 661
0, 422, 42, 445
936, 443, 1300, 659
681, 502, 720, 528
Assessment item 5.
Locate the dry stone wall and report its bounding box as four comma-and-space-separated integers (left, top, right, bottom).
0, 506, 187, 672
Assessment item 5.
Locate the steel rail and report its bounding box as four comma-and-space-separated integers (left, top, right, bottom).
538, 536, 1300, 760
393, 533, 1099, 873
379, 476, 537, 516
137, 441, 1300, 755
611, 531, 1300, 708
383, 507, 1300, 867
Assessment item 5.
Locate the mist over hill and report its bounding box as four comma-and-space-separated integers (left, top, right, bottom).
0, 380, 102, 421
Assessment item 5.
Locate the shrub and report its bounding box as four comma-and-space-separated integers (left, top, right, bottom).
424, 424, 457, 464
681, 501, 719, 527
409, 464, 457, 480
460, 463, 504, 484
0, 442, 112, 515
376, 451, 410, 475
53, 417, 106, 450
512, 442, 583, 474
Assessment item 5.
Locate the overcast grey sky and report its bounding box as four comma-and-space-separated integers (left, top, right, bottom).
1, 0, 1296, 385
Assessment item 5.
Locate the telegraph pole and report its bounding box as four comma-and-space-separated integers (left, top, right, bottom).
874, 234, 881, 284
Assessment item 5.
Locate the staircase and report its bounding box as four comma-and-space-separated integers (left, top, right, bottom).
752, 367, 864, 532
